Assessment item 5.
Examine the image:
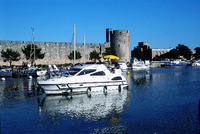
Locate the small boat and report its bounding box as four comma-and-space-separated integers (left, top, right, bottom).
37, 64, 128, 95
19, 68, 37, 77
0, 68, 12, 77
131, 60, 150, 70
36, 69, 47, 77
192, 60, 200, 66
164, 59, 186, 67
118, 62, 128, 71
36, 64, 60, 77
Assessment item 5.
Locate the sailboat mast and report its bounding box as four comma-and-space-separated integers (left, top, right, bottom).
84, 34, 85, 63
73, 24, 76, 65
32, 28, 35, 64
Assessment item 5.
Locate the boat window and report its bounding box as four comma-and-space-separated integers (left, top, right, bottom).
90, 71, 105, 76
78, 69, 96, 76
111, 76, 122, 80
65, 68, 82, 76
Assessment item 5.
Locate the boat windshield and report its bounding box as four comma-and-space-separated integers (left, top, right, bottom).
78, 69, 96, 76
64, 68, 82, 76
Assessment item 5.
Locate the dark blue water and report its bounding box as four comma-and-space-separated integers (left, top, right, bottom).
1, 67, 200, 133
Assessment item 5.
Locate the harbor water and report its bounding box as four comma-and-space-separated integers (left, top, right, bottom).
1, 67, 200, 133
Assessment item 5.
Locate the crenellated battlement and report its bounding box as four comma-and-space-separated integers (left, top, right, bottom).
112, 30, 129, 35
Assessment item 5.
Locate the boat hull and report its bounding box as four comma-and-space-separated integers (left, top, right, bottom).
38, 81, 128, 95
132, 66, 149, 70
0, 71, 12, 77
164, 59, 186, 67
164, 62, 186, 67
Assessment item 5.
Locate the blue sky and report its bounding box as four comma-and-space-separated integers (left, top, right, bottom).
1, 0, 200, 51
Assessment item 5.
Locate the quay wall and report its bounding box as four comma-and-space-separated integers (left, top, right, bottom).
0, 40, 110, 66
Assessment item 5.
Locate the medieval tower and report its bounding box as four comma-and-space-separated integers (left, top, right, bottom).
106, 28, 130, 62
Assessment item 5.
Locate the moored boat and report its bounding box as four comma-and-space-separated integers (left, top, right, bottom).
118, 62, 128, 71
164, 59, 186, 67
131, 60, 150, 70
192, 60, 200, 66
0, 68, 12, 77
37, 64, 128, 95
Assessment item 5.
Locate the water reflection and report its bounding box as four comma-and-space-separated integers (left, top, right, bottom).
38, 89, 128, 121
0, 77, 38, 100
131, 70, 151, 86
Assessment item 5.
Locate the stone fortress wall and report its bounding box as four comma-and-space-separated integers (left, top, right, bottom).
0, 28, 131, 66
151, 48, 172, 59
1, 28, 186, 66
0, 40, 109, 66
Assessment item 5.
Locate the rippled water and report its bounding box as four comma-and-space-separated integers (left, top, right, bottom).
1, 67, 200, 133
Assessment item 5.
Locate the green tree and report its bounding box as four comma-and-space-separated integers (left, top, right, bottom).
68, 51, 82, 60
1, 48, 21, 67
131, 47, 144, 60
90, 50, 101, 62
176, 44, 192, 60
143, 49, 152, 60
159, 44, 192, 60
160, 49, 179, 59
131, 47, 152, 60
194, 47, 200, 59
102, 47, 117, 56
21, 44, 45, 65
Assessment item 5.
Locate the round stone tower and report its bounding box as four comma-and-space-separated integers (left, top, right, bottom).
107, 29, 130, 62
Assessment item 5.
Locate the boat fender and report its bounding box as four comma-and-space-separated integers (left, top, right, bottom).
103, 86, 107, 94
87, 87, 91, 94
118, 85, 121, 92
126, 86, 129, 90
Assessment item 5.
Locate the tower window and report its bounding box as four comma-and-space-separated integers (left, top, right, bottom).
118, 44, 120, 48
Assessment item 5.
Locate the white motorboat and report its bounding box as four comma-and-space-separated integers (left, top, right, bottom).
192, 60, 200, 66
131, 60, 150, 70
36, 69, 47, 77
118, 62, 128, 71
36, 64, 59, 77
37, 64, 128, 95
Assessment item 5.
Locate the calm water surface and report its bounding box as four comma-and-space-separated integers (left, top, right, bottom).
1, 67, 200, 133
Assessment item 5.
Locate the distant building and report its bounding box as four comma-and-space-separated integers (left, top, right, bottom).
131, 42, 172, 60
138, 42, 149, 51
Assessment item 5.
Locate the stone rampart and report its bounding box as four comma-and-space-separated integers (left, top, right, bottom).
0, 40, 109, 66
151, 48, 172, 59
